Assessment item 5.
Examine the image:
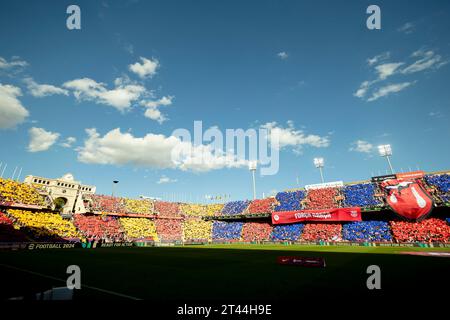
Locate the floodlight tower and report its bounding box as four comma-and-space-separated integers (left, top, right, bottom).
313, 157, 325, 183
249, 161, 257, 200
378, 144, 394, 174
112, 180, 119, 197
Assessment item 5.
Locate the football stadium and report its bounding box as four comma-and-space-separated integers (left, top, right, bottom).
1, 170, 449, 303
1, 0, 450, 316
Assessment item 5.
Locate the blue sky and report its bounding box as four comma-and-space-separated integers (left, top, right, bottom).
0, 0, 449, 202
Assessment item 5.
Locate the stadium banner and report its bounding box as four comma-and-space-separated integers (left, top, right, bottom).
277, 256, 326, 267
380, 179, 434, 221
304, 181, 343, 190
27, 243, 81, 250
371, 174, 397, 182
271, 207, 361, 224
396, 171, 425, 180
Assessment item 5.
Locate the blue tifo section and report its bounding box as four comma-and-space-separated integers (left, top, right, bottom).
274, 190, 305, 211
270, 224, 304, 241
221, 201, 250, 215
212, 221, 244, 240
425, 174, 450, 202
343, 183, 381, 207
342, 221, 392, 242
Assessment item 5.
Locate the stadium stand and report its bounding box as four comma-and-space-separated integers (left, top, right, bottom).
8, 209, 81, 241
221, 200, 250, 215
343, 183, 382, 208
154, 201, 181, 217
241, 222, 272, 241
91, 195, 125, 213
0, 210, 29, 242
183, 218, 212, 241
342, 221, 392, 242
119, 217, 158, 241
301, 223, 342, 241
73, 214, 123, 242
425, 174, 450, 203
155, 218, 182, 241
212, 221, 243, 240
270, 224, 304, 241
304, 187, 340, 210
274, 190, 305, 211
0, 178, 46, 206
207, 204, 224, 216
124, 199, 154, 215
390, 218, 450, 243
180, 204, 206, 217
247, 198, 276, 214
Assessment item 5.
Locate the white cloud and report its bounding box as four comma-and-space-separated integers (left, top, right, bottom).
60, 137, 77, 148
0, 84, 29, 129
353, 81, 370, 98
350, 140, 373, 153
375, 62, 404, 80
144, 108, 166, 124
129, 57, 159, 78
355, 49, 447, 102
0, 56, 28, 70
277, 52, 289, 60
401, 50, 448, 74
367, 82, 413, 102
261, 122, 329, 153
77, 128, 248, 172
157, 175, 177, 184
28, 127, 60, 152
141, 96, 173, 123
24, 78, 69, 97
397, 22, 415, 34
367, 52, 390, 66
63, 77, 147, 112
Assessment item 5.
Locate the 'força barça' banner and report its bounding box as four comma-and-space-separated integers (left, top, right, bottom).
271, 207, 361, 225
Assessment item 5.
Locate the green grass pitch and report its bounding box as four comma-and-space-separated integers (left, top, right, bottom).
1, 244, 449, 300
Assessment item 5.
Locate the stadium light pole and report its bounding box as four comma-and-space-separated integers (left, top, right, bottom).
112, 180, 119, 197
378, 144, 394, 174
313, 158, 325, 183
0, 163, 6, 178
249, 161, 257, 200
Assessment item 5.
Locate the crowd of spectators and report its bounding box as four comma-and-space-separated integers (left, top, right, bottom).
241, 222, 272, 241
154, 201, 181, 217
342, 221, 392, 242
183, 218, 212, 241
343, 183, 382, 208
0, 211, 28, 242
73, 214, 123, 242
247, 198, 276, 214
425, 174, 450, 203
9, 209, 81, 241
301, 223, 342, 241
124, 199, 154, 215
180, 204, 206, 217
0, 179, 46, 206
119, 217, 158, 241
90, 195, 126, 213
270, 224, 304, 241
212, 221, 243, 240
221, 201, 250, 215
155, 218, 182, 241
207, 204, 224, 216
304, 187, 339, 210
274, 190, 305, 211
390, 218, 450, 243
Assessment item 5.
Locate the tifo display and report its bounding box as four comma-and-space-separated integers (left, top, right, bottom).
0, 172, 449, 244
